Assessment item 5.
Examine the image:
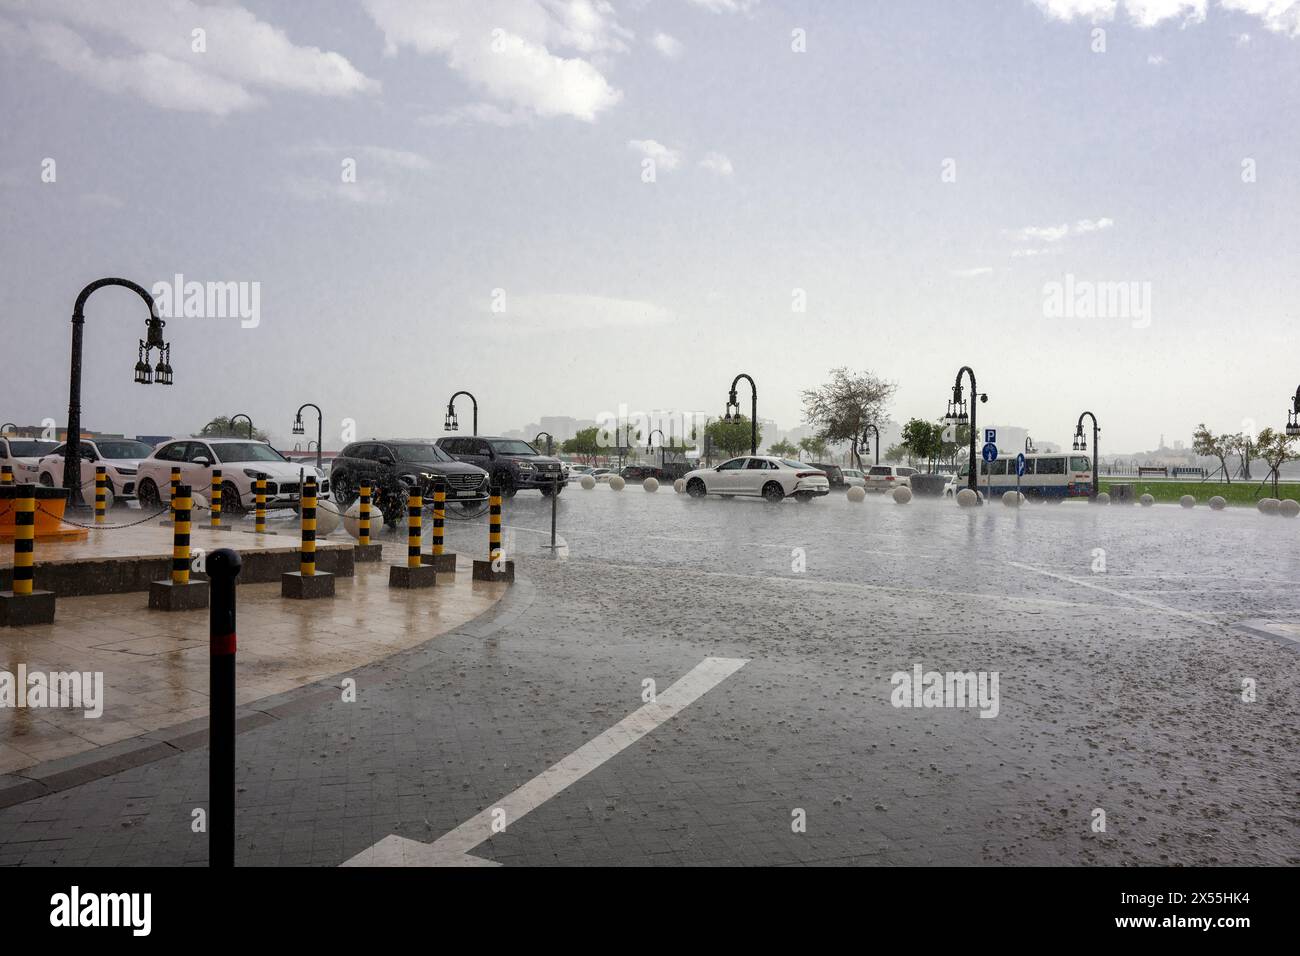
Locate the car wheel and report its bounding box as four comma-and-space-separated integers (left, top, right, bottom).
221, 481, 246, 515
762, 481, 785, 503
495, 471, 517, 498
39, 471, 54, 487
138, 478, 161, 509
331, 473, 355, 507
686, 478, 707, 498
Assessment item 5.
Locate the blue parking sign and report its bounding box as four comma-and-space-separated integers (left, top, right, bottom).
984, 428, 996, 445
981, 442, 998, 463
1016, 452, 1026, 476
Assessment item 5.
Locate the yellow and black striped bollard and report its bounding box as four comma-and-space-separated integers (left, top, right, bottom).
210, 467, 223, 530
147, 482, 210, 610
95, 466, 107, 524
161, 466, 182, 525
389, 487, 435, 588
353, 482, 382, 562
1, 483, 56, 625
1, 465, 12, 484
423, 477, 456, 573
472, 482, 515, 582
255, 473, 267, 532
282, 475, 335, 598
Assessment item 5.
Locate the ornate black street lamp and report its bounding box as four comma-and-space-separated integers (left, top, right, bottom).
534, 431, 554, 455
1, 423, 15, 434
723, 373, 758, 456
1025, 434, 1036, 453
64, 278, 169, 507
293, 403, 323, 470
445, 391, 478, 435
1073, 411, 1100, 500
942, 366, 987, 491
230, 414, 255, 440
859, 423, 881, 467
1287, 386, 1300, 437
646, 428, 666, 467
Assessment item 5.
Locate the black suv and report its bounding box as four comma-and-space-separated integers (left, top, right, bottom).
811, 462, 846, 489
436, 436, 565, 497
330, 440, 489, 524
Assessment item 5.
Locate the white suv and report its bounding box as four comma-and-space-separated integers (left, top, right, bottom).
135, 437, 330, 512
36, 438, 153, 501
864, 465, 917, 493
0, 437, 59, 484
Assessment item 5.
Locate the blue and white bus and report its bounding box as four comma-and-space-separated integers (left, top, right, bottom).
945, 453, 1094, 500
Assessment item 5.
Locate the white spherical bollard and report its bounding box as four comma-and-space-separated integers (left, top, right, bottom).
1139, 494, 1155, 507
1257, 497, 1280, 515
1179, 495, 1196, 509
643, 477, 659, 492
673, 478, 685, 494
315, 498, 342, 536
956, 488, 979, 507
1094, 492, 1110, 505
892, 486, 912, 504
190, 492, 208, 514
343, 499, 387, 538
846, 486, 866, 503
1208, 495, 1226, 511
580, 475, 596, 490
609, 475, 625, 491
1279, 499, 1299, 518
1001, 490, 1023, 507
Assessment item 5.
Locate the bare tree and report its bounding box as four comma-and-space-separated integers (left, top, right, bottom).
800, 368, 896, 469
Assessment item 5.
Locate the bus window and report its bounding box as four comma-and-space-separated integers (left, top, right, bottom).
990, 459, 1008, 476
1021, 458, 1035, 475
1037, 457, 1065, 475
1070, 456, 1091, 472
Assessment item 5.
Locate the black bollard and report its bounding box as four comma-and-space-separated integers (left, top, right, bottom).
206, 547, 241, 868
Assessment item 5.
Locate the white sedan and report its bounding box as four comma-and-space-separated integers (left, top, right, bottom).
36, 438, 154, 501
683, 456, 831, 503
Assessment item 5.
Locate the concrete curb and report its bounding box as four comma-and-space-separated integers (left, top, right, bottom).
0, 571, 536, 811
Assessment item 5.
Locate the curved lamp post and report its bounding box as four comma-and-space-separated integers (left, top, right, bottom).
293, 403, 323, 470
1, 423, 16, 435
230, 414, 255, 441
1073, 411, 1100, 500
1287, 386, 1300, 437
646, 428, 666, 467
1025, 435, 1036, 454
859, 423, 881, 467
64, 278, 169, 507
942, 366, 987, 491
723, 373, 758, 456
533, 431, 554, 456
445, 391, 478, 436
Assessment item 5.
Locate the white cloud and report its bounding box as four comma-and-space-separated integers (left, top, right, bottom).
628, 139, 683, 170
951, 267, 994, 277
686, 0, 761, 12
0, 0, 376, 115
1009, 218, 1114, 243
651, 31, 684, 58
363, 0, 625, 122
1148, 52, 1168, 62
698, 151, 734, 176
1125, 0, 1206, 27
1029, 0, 1118, 22
1220, 0, 1300, 37
1232, 30, 1252, 44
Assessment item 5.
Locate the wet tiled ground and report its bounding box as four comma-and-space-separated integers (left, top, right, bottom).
0, 488, 1296, 866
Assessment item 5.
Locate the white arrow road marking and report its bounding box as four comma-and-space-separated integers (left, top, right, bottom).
342, 656, 750, 867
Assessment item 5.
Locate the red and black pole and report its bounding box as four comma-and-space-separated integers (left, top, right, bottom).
206, 547, 241, 868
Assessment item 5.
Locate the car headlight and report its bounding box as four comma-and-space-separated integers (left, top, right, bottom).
517, 462, 534, 470
243, 468, 263, 479
115, 467, 137, 476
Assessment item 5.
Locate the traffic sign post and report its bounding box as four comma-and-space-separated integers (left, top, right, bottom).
1016, 452, 1025, 499
981, 443, 997, 502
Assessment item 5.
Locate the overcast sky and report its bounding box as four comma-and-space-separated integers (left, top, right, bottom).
1, 0, 1298, 452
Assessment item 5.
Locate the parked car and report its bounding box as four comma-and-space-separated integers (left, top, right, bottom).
564, 463, 594, 477
590, 468, 618, 483
811, 462, 846, 489
436, 436, 566, 497
864, 465, 917, 493
135, 438, 329, 512
840, 467, 867, 489
328, 440, 489, 524
36, 439, 154, 501
619, 464, 679, 482
0, 437, 59, 484
682, 457, 830, 503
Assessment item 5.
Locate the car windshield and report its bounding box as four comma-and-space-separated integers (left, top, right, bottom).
489, 440, 539, 455
8, 440, 58, 457
780, 460, 808, 470
214, 443, 287, 464
869, 466, 892, 475
394, 443, 452, 463
97, 440, 151, 459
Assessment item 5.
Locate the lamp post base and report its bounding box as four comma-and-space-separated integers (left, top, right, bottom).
389, 564, 436, 589
148, 579, 210, 612
281, 571, 335, 599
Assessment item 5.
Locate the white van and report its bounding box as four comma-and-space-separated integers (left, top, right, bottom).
944, 453, 1093, 500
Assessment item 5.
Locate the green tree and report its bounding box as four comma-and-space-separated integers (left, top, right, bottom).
195, 416, 270, 442
900, 418, 943, 473
1253, 427, 1298, 497
883, 443, 907, 464
1192, 423, 1235, 483
800, 367, 896, 468
767, 438, 799, 458
561, 426, 602, 463
797, 435, 829, 460
705, 416, 763, 458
